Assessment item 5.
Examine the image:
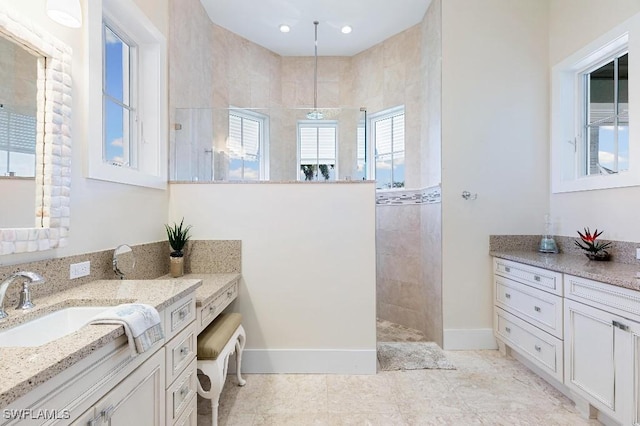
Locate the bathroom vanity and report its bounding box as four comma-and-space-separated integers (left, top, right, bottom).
492, 252, 640, 426
0, 273, 240, 426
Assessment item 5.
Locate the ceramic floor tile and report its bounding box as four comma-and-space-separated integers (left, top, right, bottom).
197, 347, 602, 426
327, 374, 399, 414
253, 413, 330, 425
257, 375, 328, 414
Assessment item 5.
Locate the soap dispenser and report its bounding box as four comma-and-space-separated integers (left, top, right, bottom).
539, 214, 559, 253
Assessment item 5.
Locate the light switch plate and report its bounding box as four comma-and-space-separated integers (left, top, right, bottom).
70, 261, 90, 279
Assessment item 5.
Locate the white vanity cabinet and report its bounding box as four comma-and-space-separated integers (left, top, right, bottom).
70, 349, 165, 426
493, 258, 564, 381
162, 295, 197, 426
1, 291, 199, 426
564, 274, 640, 426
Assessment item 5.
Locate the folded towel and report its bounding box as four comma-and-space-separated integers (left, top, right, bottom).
89, 303, 164, 355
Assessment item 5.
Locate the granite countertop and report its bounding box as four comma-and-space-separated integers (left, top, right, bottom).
0, 278, 202, 409
491, 250, 640, 291
156, 273, 240, 307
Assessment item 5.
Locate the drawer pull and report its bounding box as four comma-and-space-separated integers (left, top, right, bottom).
505, 266, 511, 273
179, 386, 189, 397
101, 405, 116, 421
534, 275, 541, 282
179, 346, 189, 356
613, 320, 630, 332
208, 305, 216, 313
227, 290, 233, 298
505, 327, 511, 333
534, 306, 541, 312
505, 293, 511, 299
178, 309, 187, 319
534, 344, 541, 352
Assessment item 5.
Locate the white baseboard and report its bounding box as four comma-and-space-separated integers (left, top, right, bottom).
229, 349, 377, 374
443, 328, 498, 350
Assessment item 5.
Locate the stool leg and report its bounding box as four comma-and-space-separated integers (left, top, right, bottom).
235, 325, 246, 386
197, 361, 225, 426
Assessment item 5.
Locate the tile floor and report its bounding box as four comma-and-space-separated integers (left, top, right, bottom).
197, 321, 601, 425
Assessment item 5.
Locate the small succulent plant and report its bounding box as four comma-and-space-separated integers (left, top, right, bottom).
165, 218, 192, 257
574, 228, 612, 257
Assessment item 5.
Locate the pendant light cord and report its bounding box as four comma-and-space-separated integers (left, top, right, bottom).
313, 21, 319, 113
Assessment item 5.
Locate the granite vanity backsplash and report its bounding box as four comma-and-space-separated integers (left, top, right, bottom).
0, 240, 241, 310
490, 235, 640, 265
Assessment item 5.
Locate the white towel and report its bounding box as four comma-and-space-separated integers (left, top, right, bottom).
89, 303, 164, 355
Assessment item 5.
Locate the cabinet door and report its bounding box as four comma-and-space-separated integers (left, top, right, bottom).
564, 299, 618, 420
94, 350, 165, 426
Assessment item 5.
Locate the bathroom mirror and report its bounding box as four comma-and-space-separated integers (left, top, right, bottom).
0, 5, 73, 255
113, 244, 136, 279
0, 34, 38, 228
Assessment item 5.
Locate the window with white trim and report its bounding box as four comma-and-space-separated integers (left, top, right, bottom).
298, 121, 337, 181
228, 109, 269, 180
87, 0, 167, 189
103, 23, 136, 167
370, 106, 405, 189
552, 15, 640, 193
354, 120, 366, 180
581, 52, 628, 176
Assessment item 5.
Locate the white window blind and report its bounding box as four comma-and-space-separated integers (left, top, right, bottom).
228, 113, 261, 160
300, 126, 336, 164
375, 113, 404, 158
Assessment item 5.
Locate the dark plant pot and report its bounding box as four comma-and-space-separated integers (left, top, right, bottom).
586, 253, 611, 261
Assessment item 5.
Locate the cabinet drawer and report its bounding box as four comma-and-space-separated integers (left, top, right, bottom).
166, 358, 197, 423
495, 276, 563, 339
495, 307, 563, 382
164, 294, 196, 341
565, 274, 640, 322
494, 258, 563, 296
199, 280, 238, 330
165, 322, 197, 385
173, 394, 197, 426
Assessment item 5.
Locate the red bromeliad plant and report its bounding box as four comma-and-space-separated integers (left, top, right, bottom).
574, 228, 612, 256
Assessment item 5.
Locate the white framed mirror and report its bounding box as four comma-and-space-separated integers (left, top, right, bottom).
0, 6, 72, 255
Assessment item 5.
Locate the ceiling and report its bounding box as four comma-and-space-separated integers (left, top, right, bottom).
199, 0, 432, 57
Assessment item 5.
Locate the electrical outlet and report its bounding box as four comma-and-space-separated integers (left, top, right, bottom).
70, 261, 90, 279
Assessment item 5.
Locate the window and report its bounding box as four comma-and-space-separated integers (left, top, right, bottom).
354, 120, 366, 180
581, 52, 628, 176
0, 107, 36, 177
551, 15, 640, 193
370, 106, 405, 189
228, 109, 269, 180
298, 122, 337, 181
103, 23, 136, 167
87, 0, 167, 189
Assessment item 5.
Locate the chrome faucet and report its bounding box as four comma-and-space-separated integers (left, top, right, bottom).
0, 271, 45, 319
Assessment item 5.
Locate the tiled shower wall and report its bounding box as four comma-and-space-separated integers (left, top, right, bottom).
376, 187, 442, 346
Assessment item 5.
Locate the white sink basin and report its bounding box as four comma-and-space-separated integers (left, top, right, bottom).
0, 306, 112, 347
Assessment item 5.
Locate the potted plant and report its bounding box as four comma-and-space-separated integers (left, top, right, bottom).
165, 218, 192, 277
574, 227, 612, 261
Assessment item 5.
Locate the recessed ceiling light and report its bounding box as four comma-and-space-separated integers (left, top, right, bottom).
341, 25, 352, 34
279, 24, 290, 33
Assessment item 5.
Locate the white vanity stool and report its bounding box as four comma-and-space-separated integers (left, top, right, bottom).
196, 312, 246, 426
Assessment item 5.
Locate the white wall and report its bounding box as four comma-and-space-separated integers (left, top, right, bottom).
549, 1, 640, 242
168, 183, 377, 373
0, 0, 170, 266
441, 0, 550, 348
